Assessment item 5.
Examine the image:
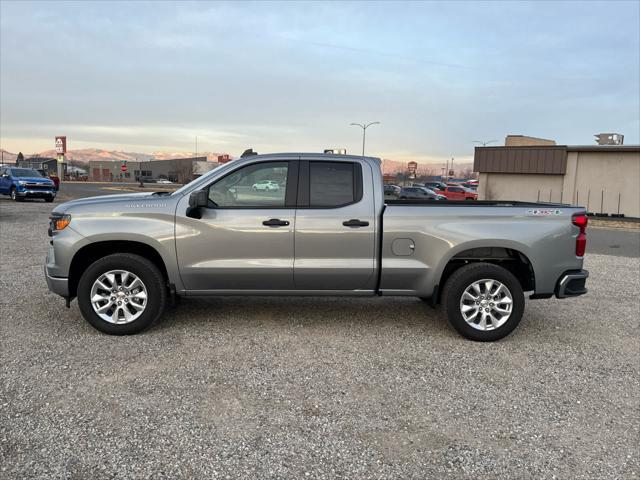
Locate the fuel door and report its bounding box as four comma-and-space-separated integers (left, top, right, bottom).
392, 238, 415, 256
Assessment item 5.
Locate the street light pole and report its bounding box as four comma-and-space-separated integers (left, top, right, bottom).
350, 122, 380, 156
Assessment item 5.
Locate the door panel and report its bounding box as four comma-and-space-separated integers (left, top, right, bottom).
294, 160, 376, 291
175, 160, 297, 291
175, 207, 295, 290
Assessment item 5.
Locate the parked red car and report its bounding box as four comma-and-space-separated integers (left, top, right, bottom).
442, 185, 478, 201
37, 170, 60, 191
49, 173, 60, 191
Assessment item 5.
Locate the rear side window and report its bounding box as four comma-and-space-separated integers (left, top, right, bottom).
309, 162, 361, 207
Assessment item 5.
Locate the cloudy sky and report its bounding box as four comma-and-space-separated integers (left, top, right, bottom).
1, 1, 638, 162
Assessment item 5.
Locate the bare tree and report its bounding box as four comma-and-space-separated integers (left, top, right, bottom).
171, 160, 195, 184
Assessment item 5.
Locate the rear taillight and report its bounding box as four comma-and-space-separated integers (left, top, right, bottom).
572, 213, 588, 257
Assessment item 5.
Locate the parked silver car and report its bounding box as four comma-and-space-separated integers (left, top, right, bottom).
398, 186, 444, 200
45, 153, 588, 341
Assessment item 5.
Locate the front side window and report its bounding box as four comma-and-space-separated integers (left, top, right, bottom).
309, 162, 355, 207
207, 161, 288, 207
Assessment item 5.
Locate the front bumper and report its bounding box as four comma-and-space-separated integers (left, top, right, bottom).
17, 189, 56, 198
45, 264, 69, 297
555, 269, 589, 298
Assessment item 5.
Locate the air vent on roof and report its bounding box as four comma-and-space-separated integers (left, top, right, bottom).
594, 133, 624, 145
240, 148, 258, 158
324, 149, 347, 155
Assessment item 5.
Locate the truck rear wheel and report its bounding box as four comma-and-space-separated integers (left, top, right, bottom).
77, 253, 166, 335
442, 262, 524, 341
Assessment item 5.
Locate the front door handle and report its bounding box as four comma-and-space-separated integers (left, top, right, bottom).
263, 218, 290, 227
342, 219, 369, 228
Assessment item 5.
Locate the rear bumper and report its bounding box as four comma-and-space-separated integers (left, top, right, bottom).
44, 264, 69, 297
555, 269, 589, 298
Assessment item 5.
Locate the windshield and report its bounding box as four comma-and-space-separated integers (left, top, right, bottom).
11, 168, 43, 178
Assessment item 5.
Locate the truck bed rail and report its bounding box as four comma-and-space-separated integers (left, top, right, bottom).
385, 199, 576, 208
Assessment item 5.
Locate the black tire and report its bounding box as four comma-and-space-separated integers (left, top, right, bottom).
77, 253, 167, 335
10, 187, 23, 201
441, 262, 525, 341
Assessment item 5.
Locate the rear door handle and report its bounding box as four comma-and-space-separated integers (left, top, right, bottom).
262, 218, 290, 227
342, 219, 369, 228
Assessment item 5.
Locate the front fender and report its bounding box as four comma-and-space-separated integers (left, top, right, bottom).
69, 213, 182, 289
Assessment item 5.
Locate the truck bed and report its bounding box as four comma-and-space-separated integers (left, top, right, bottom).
379, 200, 585, 297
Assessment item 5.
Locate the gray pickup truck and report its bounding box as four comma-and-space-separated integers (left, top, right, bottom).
45, 153, 589, 341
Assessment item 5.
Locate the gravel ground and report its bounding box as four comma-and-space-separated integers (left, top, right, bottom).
1, 198, 639, 479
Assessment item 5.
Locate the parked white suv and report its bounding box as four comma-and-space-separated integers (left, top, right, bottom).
252, 180, 280, 191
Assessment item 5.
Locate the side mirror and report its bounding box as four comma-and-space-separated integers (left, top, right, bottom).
1, 174, 8, 178
188, 190, 209, 208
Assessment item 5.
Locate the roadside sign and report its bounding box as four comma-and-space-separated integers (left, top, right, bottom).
121, 164, 127, 172
55, 136, 67, 154
407, 161, 418, 179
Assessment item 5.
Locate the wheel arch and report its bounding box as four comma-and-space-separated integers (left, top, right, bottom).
68, 240, 170, 299
433, 242, 535, 304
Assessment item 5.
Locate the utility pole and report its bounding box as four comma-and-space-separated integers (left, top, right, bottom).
195, 136, 198, 160
350, 122, 380, 156
451, 157, 454, 180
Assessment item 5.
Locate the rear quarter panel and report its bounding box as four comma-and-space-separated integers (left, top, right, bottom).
381, 205, 585, 296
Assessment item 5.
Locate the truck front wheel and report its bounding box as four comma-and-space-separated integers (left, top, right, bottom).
10, 187, 23, 201
442, 262, 525, 341
77, 253, 167, 335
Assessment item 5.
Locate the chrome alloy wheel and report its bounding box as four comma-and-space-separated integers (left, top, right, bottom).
459, 278, 513, 331
90, 270, 148, 324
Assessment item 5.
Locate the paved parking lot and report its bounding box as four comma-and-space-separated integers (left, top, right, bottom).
1, 196, 639, 479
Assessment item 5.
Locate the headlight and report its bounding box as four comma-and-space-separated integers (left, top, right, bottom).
18, 180, 27, 185
48, 213, 71, 236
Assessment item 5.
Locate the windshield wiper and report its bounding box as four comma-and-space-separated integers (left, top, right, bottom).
151, 191, 171, 196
